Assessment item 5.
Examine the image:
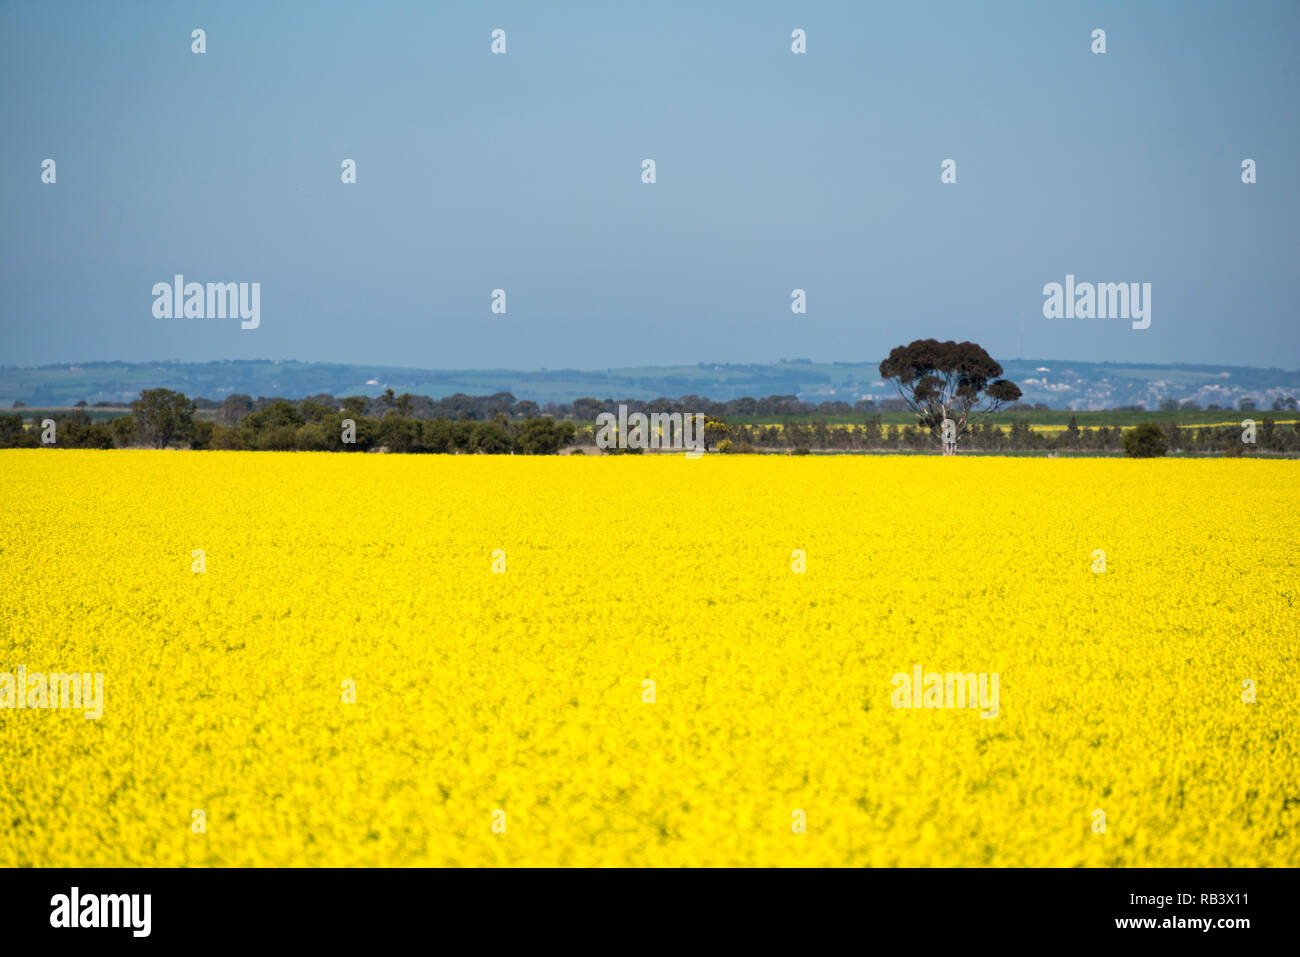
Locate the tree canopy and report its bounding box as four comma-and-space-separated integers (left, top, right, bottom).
130, 388, 196, 448
879, 339, 1022, 451
1122, 422, 1168, 458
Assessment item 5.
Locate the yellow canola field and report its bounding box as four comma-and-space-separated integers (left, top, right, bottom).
1, 450, 1296, 867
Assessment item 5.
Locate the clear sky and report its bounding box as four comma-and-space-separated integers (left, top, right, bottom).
2, 0, 1297, 370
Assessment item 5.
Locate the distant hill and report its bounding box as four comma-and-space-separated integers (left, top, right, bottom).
2, 358, 1297, 410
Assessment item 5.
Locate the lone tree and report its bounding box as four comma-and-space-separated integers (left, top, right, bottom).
1122, 422, 1168, 458
131, 388, 196, 448
878, 339, 1022, 453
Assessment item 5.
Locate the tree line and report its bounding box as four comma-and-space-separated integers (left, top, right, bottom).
699, 416, 1300, 455
2, 386, 1296, 456
0, 389, 576, 454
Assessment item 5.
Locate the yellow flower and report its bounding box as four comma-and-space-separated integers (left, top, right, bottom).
0, 450, 1295, 866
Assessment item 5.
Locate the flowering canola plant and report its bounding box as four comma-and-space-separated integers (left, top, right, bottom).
1, 450, 1296, 866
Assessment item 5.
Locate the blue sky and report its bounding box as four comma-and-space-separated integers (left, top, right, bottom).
2, 0, 1297, 370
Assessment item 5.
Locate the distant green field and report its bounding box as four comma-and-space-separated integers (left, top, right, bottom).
7, 407, 131, 422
